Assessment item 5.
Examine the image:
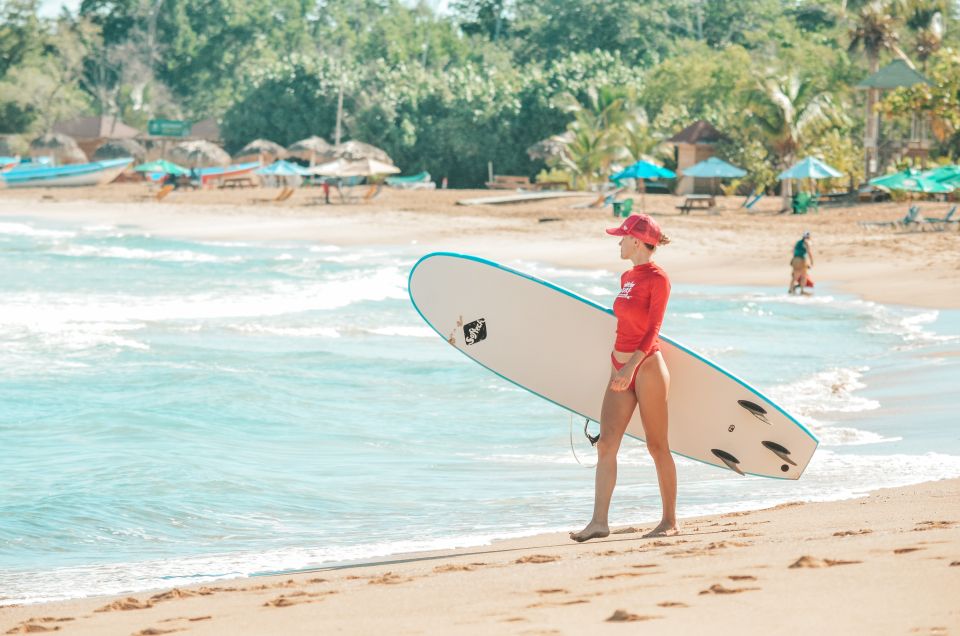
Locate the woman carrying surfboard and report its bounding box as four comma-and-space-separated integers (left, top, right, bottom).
571, 213, 677, 542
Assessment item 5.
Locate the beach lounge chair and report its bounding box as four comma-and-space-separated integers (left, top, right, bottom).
859, 205, 921, 229
612, 198, 634, 218
923, 205, 957, 226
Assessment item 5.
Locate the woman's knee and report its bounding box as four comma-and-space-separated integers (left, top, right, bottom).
645, 438, 670, 457
595, 436, 621, 459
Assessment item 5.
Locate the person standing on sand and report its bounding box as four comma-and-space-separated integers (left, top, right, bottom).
789, 232, 813, 295
571, 214, 677, 542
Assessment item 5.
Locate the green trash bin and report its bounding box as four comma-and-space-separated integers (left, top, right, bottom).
612, 198, 634, 217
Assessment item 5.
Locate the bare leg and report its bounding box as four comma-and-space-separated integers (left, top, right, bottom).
570, 369, 636, 542
635, 353, 677, 537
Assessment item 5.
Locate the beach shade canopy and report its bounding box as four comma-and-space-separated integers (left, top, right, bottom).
610, 160, 676, 181
331, 140, 394, 164
93, 138, 147, 163
29, 132, 88, 164
169, 140, 231, 168
777, 157, 842, 180
135, 159, 188, 175
255, 159, 309, 176
307, 158, 400, 177
922, 164, 960, 184
235, 138, 288, 163
870, 168, 954, 193
287, 136, 334, 164
682, 156, 746, 179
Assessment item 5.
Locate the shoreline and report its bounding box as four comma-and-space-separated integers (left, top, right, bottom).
2, 477, 958, 634
2, 185, 959, 309
3, 187, 959, 632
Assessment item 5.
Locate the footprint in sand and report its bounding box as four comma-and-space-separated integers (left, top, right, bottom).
368, 572, 410, 585
913, 521, 956, 531
894, 547, 925, 554
515, 554, 561, 564
590, 571, 653, 580
133, 629, 181, 636
950, 561, 960, 567
833, 529, 873, 537
433, 562, 486, 573
789, 556, 861, 568
657, 601, 688, 608
535, 589, 567, 595
699, 583, 760, 595
149, 589, 197, 603
5, 620, 75, 634
605, 609, 661, 622
728, 575, 757, 581
94, 597, 153, 613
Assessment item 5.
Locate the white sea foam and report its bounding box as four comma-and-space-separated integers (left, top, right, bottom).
228, 324, 341, 338
0, 222, 74, 239
51, 245, 237, 263
768, 367, 881, 416
366, 326, 436, 338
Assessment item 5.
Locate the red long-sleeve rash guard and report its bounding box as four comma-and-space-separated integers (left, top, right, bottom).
612, 262, 671, 357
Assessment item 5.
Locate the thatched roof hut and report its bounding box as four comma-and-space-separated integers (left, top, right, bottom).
29, 133, 88, 164
332, 140, 393, 164
526, 132, 573, 162
169, 140, 231, 168
287, 136, 334, 165
0, 134, 27, 156
235, 139, 287, 164
93, 138, 147, 163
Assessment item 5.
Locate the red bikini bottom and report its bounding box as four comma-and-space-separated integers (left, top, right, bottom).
610, 353, 641, 391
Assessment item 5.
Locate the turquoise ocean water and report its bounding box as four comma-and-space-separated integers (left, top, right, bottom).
2, 216, 959, 605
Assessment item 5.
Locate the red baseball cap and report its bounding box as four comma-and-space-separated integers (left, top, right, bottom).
606, 213, 662, 245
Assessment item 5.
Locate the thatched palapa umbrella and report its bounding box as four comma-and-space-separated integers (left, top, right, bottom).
169, 140, 231, 168
0, 134, 27, 157
235, 139, 288, 164
93, 138, 147, 163
287, 136, 333, 166
29, 133, 88, 164
332, 140, 393, 164
526, 132, 573, 163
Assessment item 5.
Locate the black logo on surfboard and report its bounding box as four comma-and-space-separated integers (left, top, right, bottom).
463, 318, 487, 345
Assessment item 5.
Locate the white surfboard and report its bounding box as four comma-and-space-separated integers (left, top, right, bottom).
408, 253, 818, 479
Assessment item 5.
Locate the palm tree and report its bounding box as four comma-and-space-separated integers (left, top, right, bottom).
555, 86, 635, 188
847, 1, 907, 178
746, 73, 839, 211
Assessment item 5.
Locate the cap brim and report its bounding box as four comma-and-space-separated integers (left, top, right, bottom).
606, 228, 627, 236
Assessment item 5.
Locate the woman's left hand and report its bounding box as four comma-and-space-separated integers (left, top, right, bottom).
610, 366, 635, 392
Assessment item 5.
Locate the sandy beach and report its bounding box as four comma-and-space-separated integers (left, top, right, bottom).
2, 184, 959, 309
2, 185, 959, 633
1, 478, 957, 634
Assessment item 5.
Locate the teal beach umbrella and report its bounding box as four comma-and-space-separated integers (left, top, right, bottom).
777, 157, 842, 181
135, 159, 188, 175
611, 160, 676, 181
255, 160, 309, 176
682, 156, 746, 179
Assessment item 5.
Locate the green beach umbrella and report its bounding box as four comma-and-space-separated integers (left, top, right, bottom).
135, 159, 188, 175
870, 168, 954, 194
922, 165, 960, 184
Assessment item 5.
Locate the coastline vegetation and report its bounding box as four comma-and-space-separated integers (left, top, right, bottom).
1, 0, 958, 187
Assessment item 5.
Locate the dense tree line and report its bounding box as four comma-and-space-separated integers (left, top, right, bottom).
1, 0, 958, 186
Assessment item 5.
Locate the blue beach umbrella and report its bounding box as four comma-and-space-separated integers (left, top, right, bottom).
921, 164, 960, 185
777, 157, 842, 181
611, 160, 676, 181
682, 156, 746, 179
255, 160, 308, 176
682, 156, 747, 195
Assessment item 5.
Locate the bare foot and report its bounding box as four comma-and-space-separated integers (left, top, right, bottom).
570, 522, 610, 543
643, 522, 679, 538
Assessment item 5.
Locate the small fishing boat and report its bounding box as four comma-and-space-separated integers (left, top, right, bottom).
0, 158, 132, 188
197, 161, 260, 187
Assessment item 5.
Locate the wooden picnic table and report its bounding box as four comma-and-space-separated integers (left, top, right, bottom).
677, 194, 716, 215
218, 176, 257, 189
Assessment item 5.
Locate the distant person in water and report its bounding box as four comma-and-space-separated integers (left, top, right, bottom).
789, 232, 813, 295
570, 213, 676, 542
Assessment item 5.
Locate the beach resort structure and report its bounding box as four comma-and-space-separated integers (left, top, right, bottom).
668, 120, 724, 195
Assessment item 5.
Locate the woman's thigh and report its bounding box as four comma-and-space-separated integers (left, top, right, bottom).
599, 368, 638, 452
635, 353, 670, 446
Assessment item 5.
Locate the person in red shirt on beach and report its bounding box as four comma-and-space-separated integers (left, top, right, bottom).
570, 213, 676, 542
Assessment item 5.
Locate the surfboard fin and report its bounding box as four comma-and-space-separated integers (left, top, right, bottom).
711, 449, 745, 476
737, 399, 770, 424
762, 441, 797, 466
583, 419, 600, 446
